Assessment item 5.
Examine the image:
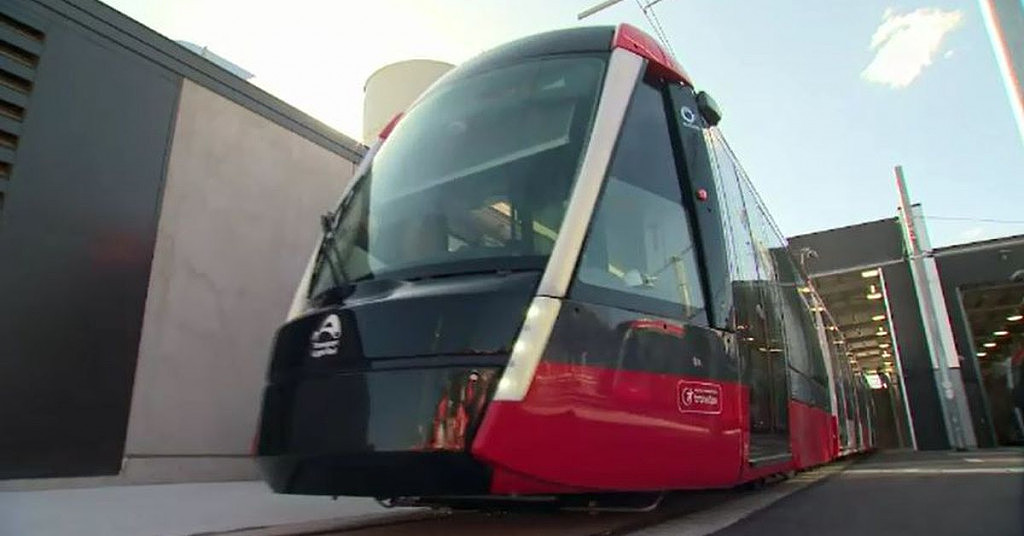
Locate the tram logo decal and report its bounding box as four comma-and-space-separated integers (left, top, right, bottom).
310, 314, 341, 358
679, 106, 700, 130
677, 380, 722, 414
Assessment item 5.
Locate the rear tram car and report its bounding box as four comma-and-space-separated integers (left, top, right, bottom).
254, 24, 876, 501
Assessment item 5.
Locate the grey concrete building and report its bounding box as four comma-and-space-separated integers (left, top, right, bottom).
0, 0, 363, 484
790, 218, 1023, 450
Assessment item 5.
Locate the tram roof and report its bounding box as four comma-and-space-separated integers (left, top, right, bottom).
448, 24, 692, 88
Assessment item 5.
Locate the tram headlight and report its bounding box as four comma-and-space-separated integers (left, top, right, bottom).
493, 297, 562, 402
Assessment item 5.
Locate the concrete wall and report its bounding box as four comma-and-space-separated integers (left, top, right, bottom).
123, 80, 355, 476
0, 1, 181, 479
0, 0, 364, 485
787, 218, 904, 275
881, 262, 950, 449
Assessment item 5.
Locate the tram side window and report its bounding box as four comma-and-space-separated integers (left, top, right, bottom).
573, 80, 707, 324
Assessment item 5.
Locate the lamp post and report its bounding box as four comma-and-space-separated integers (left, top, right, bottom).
980, 0, 1024, 150
895, 165, 976, 450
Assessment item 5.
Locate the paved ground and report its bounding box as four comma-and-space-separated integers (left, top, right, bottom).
2, 450, 1021, 536
0, 481, 394, 536
670, 449, 1024, 536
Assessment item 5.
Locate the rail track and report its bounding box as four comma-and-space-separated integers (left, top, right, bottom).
212, 463, 848, 536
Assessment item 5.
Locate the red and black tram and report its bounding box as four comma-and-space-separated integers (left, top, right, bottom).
254, 24, 876, 500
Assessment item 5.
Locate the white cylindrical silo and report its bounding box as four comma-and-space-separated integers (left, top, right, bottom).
363, 59, 454, 144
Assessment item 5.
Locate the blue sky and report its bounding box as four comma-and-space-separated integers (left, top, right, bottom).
101, 0, 1023, 247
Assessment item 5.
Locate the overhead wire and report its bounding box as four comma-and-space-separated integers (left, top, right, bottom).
924, 216, 1024, 225
646, 3, 677, 58
628, 3, 1022, 239
634, 0, 677, 59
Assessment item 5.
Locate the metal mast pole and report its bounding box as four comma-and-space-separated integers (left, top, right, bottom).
894, 165, 976, 450
577, 0, 670, 20
578, 0, 628, 20
980, 0, 1024, 150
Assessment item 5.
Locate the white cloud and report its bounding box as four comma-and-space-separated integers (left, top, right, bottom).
861, 8, 963, 89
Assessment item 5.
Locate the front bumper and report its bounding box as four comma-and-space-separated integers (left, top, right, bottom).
255, 364, 500, 496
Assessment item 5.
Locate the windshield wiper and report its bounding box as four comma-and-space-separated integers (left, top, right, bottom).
317, 212, 349, 289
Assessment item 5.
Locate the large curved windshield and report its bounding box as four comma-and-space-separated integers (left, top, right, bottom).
310, 55, 607, 296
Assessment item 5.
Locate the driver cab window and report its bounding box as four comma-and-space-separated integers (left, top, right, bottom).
573, 80, 707, 324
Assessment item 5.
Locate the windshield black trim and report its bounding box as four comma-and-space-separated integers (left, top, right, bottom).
310, 255, 547, 307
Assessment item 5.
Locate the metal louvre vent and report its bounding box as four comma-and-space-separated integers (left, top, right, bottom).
0, 9, 44, 219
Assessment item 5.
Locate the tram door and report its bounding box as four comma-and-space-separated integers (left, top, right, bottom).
753, 275, 792, 462
706, 134, 791, 464
737, 273, 791, 463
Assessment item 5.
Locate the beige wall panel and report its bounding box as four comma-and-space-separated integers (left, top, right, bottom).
126, 80, 356, 455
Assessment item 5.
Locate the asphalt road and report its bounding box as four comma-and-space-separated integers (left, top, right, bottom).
7, 450, 1019, 536
269, 450, 1024, 536
680, 449, 1024, 536
63, 449, 1006, 536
